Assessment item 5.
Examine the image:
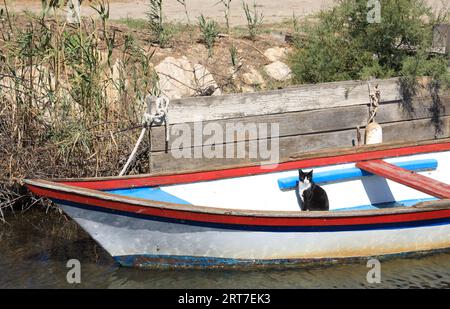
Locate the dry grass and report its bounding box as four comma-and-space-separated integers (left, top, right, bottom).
0, 1, 295, 221
0, 2, 157, 220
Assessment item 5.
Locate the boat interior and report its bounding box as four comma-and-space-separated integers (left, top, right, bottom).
103, 151, 450, 212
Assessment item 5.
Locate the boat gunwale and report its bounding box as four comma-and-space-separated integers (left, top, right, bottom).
49, 139, 450, 191
23, 178, 450, 219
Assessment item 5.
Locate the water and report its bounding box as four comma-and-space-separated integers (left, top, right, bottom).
0, 209, 449, 289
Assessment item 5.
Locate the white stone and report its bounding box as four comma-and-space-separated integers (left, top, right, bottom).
264, 61, 293, 81
193, 64, 221, 96
155, 56, 221, 99
242, 68, 265, 86
264, 47, 288, 62
155, 56, 195, 99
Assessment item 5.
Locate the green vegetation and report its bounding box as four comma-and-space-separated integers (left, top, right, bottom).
147, 0, 171, 47
116, 17, 148, 29
198, 14, 220, 57
242, 1, 263, 40
289, 0, 450, 91
229, 45, 239, 68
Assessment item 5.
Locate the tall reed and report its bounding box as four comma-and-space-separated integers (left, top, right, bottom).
0, 0, 157, 220
242, 0, 263, 40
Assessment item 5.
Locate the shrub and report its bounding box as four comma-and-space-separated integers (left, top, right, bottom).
147, 0, 171, 46
198, 14, 220, 57
289, 0, 450, 89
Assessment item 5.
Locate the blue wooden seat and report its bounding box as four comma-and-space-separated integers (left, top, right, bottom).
277, 159, 438, 191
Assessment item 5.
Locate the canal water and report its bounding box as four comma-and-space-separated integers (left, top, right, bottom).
0, 209, 449, 289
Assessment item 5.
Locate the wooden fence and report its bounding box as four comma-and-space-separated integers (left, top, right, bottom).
148, 77, 450, 174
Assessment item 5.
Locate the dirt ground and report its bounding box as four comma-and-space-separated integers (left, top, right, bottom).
4, 0, 448, 24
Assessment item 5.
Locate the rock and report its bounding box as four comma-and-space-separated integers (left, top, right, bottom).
155, 56, 194, 99
264, 47, 288, 62
264, 61, 293, 81
242, 68, 265, 87
193, 63, 221, 96
155, 56, 221, 99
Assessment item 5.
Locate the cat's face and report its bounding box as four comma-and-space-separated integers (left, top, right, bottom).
298, 169, 313, 186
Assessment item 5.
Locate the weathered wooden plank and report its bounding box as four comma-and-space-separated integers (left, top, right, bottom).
149, 95, 450, 151
149, 116, 450, 173
356, 159, 450, 199
381, 116, 450, 142
166, 78, 405, 123
289, 138, 450, 160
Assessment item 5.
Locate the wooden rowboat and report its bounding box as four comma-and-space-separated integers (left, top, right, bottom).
24, 140, 450, 268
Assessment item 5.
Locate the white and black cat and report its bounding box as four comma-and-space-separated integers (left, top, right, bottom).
295, 169, 329, 211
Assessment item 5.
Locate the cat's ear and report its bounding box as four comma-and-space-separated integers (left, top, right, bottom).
298, 169, 304, 177
307, 170, 313, 179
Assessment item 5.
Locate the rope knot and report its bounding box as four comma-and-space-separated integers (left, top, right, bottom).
143, 95, 170, 128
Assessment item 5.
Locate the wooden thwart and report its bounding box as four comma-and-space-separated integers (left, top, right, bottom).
356, 159, 450, 199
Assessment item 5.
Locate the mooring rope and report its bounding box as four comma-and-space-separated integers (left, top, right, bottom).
367, 82, 380, 124
364, 81, 383, 145
119, 95, 170, 176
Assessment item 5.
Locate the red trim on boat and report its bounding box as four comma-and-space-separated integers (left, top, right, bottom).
27, 184, 450, 227
357, 160, 450, 199
60, 142, 450, 190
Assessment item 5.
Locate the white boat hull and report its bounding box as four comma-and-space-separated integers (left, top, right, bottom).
59, 203, 450, 267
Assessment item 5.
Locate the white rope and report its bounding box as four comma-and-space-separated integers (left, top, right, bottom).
367, 82, 380, 124
365, 81, 382, 145
142, 95, 170, 142
119, 127, 147, 176
142, 95, 170, 131
119, 95, 170, 176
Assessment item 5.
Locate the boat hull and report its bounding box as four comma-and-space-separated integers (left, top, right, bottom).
58, 202, 450, 268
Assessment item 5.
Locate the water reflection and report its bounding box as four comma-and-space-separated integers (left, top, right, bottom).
0, 209, 449, 288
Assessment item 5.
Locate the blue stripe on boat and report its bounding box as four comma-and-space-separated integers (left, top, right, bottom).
114, 248, 450, 268
105, 187, 191, 205
334, 197, 437, 211
53, 199, 450, 233
277, 159, 438, 191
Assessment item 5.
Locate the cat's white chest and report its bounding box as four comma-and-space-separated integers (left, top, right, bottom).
298, 181, 312, 202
